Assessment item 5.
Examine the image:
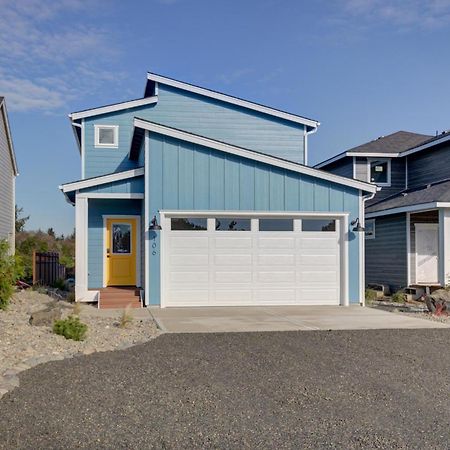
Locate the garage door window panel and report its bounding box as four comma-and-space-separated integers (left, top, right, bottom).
302, 219, 336, 232
259, 218, 294, 231
171, 218, 207, 231
215, 218, 251, 231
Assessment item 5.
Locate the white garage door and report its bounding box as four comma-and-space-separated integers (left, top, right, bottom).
163, 215, 342, 307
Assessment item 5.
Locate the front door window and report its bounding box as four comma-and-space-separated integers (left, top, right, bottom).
112, 223, 131, 254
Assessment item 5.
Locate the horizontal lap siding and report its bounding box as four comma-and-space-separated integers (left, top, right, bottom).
408, 143, 450, 189
321, 157, 354, 178
0, 112, 14, 248
365, 213, 407, 290
81, 176, 144, 194
87, 199, 142, 289
148, 133, 362, 305
84, 84, 305, 178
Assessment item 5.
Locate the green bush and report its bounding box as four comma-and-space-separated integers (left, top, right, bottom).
365, 289, 377, 302
52, 278, 66, 290
392, 291, 406, 303
0, 240, 22, 310
53, 315, 87, 341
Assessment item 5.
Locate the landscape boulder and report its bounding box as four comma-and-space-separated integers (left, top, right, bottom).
29, 306, 62, 326
423, 289, 450, 315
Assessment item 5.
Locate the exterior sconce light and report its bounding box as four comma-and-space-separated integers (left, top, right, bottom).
351, 218, 365, 232
149, 215, 162, 231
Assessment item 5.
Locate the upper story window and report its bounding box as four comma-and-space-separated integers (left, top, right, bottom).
94, 125, 119, 148
368, 158, 391, 186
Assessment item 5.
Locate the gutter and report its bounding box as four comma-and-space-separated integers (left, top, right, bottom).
304, 126, 319, 166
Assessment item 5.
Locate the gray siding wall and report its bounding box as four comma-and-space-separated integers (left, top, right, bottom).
409, 210, 439, 284
321, 157, 353, 178
408, 143, 450, 188
0, 110, 14, 250
365, 213, 407, 290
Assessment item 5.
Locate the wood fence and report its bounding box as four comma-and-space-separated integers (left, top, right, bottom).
32, 251, 66, 286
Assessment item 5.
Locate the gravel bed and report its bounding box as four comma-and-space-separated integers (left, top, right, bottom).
1, 329, 450, 449
0, 290, 159, 397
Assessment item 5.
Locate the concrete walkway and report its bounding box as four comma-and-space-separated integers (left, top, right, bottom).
149, 305, 450, 333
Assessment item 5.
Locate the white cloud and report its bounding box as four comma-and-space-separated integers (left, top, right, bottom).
0, 0, 125, 112
339, 0, 450, 29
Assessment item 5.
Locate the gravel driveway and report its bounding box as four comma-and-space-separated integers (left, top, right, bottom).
1, 329, 450, 449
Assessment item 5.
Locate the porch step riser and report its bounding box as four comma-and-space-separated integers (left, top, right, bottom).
100, 304, 142, 309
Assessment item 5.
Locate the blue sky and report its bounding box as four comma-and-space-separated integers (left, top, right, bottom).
3, 0, 450, 234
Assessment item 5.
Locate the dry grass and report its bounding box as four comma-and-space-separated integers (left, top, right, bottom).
119, 305, 134, 328
72, 302, 82, 316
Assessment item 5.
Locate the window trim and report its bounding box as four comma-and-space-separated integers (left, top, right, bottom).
367, 158, 391, 187
365, 219, 376, 240
94, 124, 119, 148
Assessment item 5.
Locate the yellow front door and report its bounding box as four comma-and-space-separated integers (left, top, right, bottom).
106, 218, 137, 286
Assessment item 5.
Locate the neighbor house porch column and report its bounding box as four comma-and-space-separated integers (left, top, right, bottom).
438, 208, 450, 286
75, 192, 88, 301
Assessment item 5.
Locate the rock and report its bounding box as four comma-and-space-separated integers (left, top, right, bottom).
29, 306, 62, 327
424, 289, 450, 314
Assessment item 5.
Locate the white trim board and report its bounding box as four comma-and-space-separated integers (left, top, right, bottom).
70, 96, 158, 120
77, 193, 144, 199
147, 72, 319, 129
102, 215, 141, 288
134, 119, 377, 194
314, 152, 399, 169
0, 98, 19, 175
60, 167, 145, 193
366, 202, 450, 218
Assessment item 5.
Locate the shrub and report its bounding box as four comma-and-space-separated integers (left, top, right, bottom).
0, 239, 22, 310
66, 291, 76, 303
392, 290, 406, 303
53, 315, 87, 341
365, 289, 377, 302
52, 278, 66, 291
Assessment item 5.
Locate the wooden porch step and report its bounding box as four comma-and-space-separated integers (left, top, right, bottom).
99, 286, 142, 309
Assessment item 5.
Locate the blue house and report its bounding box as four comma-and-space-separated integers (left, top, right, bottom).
60, 73, 376, 308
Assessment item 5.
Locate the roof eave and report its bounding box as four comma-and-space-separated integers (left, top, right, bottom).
0, 99, 19, 176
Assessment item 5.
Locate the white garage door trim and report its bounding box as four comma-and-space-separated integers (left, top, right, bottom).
159, 211, 349, 308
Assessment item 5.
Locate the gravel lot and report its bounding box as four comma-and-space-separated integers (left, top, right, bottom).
1, 329, 450, 449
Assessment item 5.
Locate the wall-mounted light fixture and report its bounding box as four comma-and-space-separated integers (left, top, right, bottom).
149, 215, 162, 231
351, 218, 365, 232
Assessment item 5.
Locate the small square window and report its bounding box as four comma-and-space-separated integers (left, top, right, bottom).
215, 218, 251, 231
259, 218, 293, 231
95, 125, 118, 148
365, 219, 375, 239
369, 159, 390, 185
171, 218, 207, 231
302, 219, 336, 232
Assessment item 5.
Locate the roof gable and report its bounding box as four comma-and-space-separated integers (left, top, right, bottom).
133, 118, 376, 194
145, 72, 319, 130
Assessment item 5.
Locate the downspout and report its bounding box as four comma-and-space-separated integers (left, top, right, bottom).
304, 126, 318, 166
360, 189, 378, 306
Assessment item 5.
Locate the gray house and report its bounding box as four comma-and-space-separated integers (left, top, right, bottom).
316, 130, 450, 293
0, 97, 18, 251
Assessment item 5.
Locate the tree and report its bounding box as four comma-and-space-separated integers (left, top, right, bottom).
47, 227, 55, 238
15, 205, 29, 233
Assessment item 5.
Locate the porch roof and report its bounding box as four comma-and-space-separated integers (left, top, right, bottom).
366, 178, 450, 214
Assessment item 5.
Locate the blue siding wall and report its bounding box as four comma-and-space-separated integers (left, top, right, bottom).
147, 133, 361, 305
81, 176, 144, 194
83, 84, 306, 178
87, 199, 142, 289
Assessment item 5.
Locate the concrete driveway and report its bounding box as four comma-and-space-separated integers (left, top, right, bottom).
149, 305, 450, 333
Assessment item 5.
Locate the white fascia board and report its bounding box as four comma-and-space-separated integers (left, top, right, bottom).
70, 96, 158, 121
160, 210, 349, 219
400, 134, 450, 158
366, 202, 440, 218
60, 167, 145, 193
0, 100, 19, 175
134, 119, 377, 194
77, 193, 144, 199
314, 152, 348, 168
147, 73, 319, 129
346, 152, 400, 157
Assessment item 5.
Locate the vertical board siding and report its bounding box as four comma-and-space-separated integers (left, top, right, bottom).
409, 210, 439, 284
365, 213, 407, 290
408, 142, 450, 189
87, 199, 142, 289
84, 84, 305, 178
82, 176, 144, 194
148, 133, 362, 305
0, 110, 14, 248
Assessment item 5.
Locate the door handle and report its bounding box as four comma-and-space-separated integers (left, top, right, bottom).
106, 248, 110, 258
